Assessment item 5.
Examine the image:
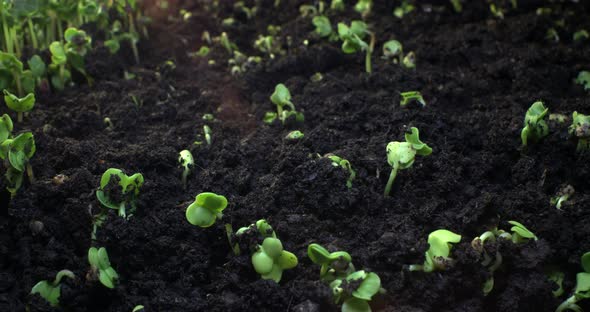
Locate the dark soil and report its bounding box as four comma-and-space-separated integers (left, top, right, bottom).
2, 0, 590, 311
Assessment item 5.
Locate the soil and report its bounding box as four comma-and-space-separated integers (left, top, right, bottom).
2, 0, 590, 311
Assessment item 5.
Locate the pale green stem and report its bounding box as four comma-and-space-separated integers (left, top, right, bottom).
384, 165, 398, 197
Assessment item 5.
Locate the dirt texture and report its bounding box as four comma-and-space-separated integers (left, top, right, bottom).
2, 0, 590, 311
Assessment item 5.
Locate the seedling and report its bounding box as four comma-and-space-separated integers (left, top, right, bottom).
354, 0, 372, 18
96, 168, 144, 218
308, 243, 354, 282
203, 125, 212, 145
331, 0, 345, 11
574, 30, 589, 42
88, 247, 118, 289
0, 113, 13, 142
400, 91, 426, 107
236, 219, 298, 283
556, 252, 590, 312
499, 220, 538, 244
312, 16, 333, 38
472, 228, 503, 295
547, 270, 565, 297
3, 90, 34, 122
285, 130, 304, 140
450, 0, 463, 12
269, 83, 304, 124
394, 1, 415, 18
0, 131, 36, 196
31, 270, 75, 307
185, 192, 227, 228
409, 229, 462, 272
575, 71, 590, 91
178, 150, 194, 189
569, 112, 590, 152
338, 21, 375, 73
521, 101, 549, 146
551, 185, 574, 210
382, 40, 415, 69
384, 127, 432, 197
132, 306, 144, 312
546, 28, 560, 43
325, 154, 356, 188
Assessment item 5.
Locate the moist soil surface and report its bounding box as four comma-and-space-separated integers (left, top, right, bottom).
2, 0, 590, 311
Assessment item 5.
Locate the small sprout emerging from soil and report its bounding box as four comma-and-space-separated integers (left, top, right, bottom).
331, 0, 345, 11
313, 16, 333, 38
310, 72, 324, 82
308, 243, 354, 282
202, 113, 215, 121
269, 83, 304, 124
569, 112, 590, 152
400, 91, 426, 107
325, 154, 356, 188
394, 0, 415, 18
338, 21, 375, 73
551, 185, 574, 210
185, 192, 228, 228
450, 0, 463, 12
3, 90, 34, 122
354, 0, 372, 18
103, 117, 114, 130
382, 41, 415, 69
546, 28, 560, 43
573, 30, 589, 42
31, 270, 75, 307
575, 71, 590, 91
547, 270, 565, 297
0, 114, 12, 141
96, 168, 144, 219
556, 252, 590, 312
521, 101, 549, 146
189, 46, 210, 58
331, 270, 382, 312
384, 127, 432, 197
489, 4, 504, 19
409, 229, 462, 272
87, 247, 118, 289
204, 125, 212, 145
178, 150, 194, 189
286, 130, 304, 140
132, 305, 144, 312
0, 131, 36, 196
504, 220, 538, 244
236, 220, 298, 283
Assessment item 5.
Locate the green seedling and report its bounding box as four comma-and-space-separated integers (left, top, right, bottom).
450, 0, 463, 12
546, 28, 560, 43
575, 71, 590, 91
382, 40, 415, 69
547, 270, 565, 297
354, 0, 372, 18
236, 219, 298, 283
285, 130, 304, 140
498, 220, 538, 244
308, 243, 354, 282
325, 154, 356, 188
551, 185, 574, 210
96, 168, 144, 218
400, 91, 425, 107
31, 270, 75, 307
3, 90, 34, 122
263, 112, 278, 124
202, 114, 215, 121
313, 16, 333, 38
556, 252, 590, 312
0, 131, 36, 196
569, 112, 590, 152
384, 127, 432, 197
574, 30, 589, 42
132, 305, 144, 312
178, 150, 194, 189
331, 0, 345, 11
0, 113, 13, 142
185, 192, 227, 228
203, 125, 212, 145
299, 4, 318, 18
254, 35, 283, 59
189, 46, 210, 58
521, 101, 549, 146
28, 55, 48, 91
394, 0, 415, 18
0, 51, 32, 96
490, 4, 504, 19
338, 21, 375, 73
409, 229, 462, 272
331, 270, 381, 312
88, 247, 118, 289
269, 83, 304, 124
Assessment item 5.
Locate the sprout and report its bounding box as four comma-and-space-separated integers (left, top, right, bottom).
354, 0, 372, 17
573, 30, 589, 42
569, 112, 590, 152
546, 28, 560, 43
204, 125, 212, 145
269, 83, 304, 124
556, 252, 590, 312
132, 306, 145, 312
409, 229, 462, 272
0, 131, 36, 197
450, 0, 463, 12
185, 192, 228, 228
331, 0, 345, 11
308, 243, 354, 282
312, 16, 333, 38
285, 130, 304, 140
384, 127, 432, 197
88, 247, 119, 289
489, 4, 504, 19
400, 91, 426, 107
325, 154, 356, 188
178, 150, 194, 189
3, 90, 34, 122
551, 185, 574, 210
189, 46, 210, 58
31, 270, 75, 307
393, 1, 415, 18
521, 101, 549, 146
337, 21, 375, 73
0, 113, 12, 142
547, 270, 565, 297
575, 71, 590, 91
382, 40, 403, 64
471, 228, 503, 295
501, 220, 538, 244
96, 168, 144, 219
237, 219, 298, 283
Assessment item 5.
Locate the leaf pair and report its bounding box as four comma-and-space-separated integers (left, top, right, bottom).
88, 247, 119, 289
337, 21, 368, 54
30, 270, 75, 307
331, 270, 381, 312
308, 243, 353, 281
96, 168, 144, 218
252, 237, 298, 283
521, 101, 549, 146
185, 192, 227, 228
